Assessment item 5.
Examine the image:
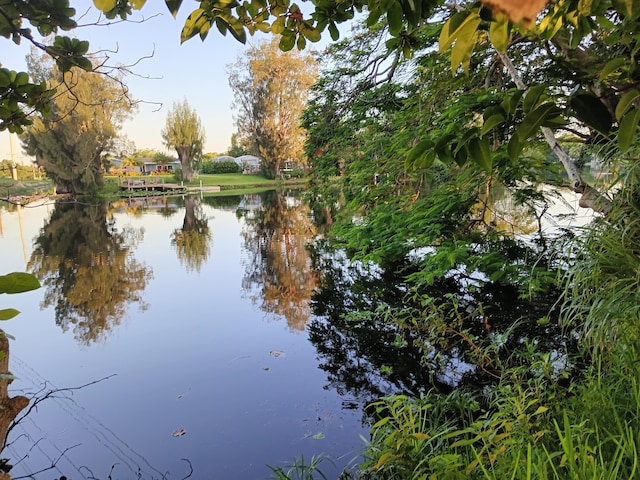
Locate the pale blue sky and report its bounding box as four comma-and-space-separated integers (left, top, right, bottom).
1, 0, 274, 163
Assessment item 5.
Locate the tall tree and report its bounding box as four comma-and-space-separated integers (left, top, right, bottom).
161, 99, 205, 182
228, 38, 317, 179
20, 55, 135, 195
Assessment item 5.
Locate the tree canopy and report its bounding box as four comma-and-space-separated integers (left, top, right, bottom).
161, 99, 205, 182
20, 54, 135, 194
228, 38, 317, 178
0, 0, 142, 133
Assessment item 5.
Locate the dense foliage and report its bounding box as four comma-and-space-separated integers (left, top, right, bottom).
228, 38, 317, 179
199, 159, 241, 174
161, 99, 205, 182
3, 0, 640, 477
20, 55, 135, 195
293, 6, 640, 479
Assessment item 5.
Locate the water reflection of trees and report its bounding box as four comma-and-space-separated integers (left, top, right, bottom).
240, 191, 318, 330
308, 240, 578, 411
28, 199, 153, 345
171, 196, 212, 273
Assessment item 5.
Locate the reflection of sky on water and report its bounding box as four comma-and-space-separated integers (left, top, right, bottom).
0, 197, 368, 479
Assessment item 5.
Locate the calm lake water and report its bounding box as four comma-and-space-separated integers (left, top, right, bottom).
0, 192, 369, 479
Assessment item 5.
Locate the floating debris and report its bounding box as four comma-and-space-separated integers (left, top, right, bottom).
172, 429, 186, 437
269, 350, 285, 358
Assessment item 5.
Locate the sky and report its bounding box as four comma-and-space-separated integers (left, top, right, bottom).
0, 0, 275, 164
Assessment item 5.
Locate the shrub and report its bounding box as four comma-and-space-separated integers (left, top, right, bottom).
200, 160, 241, 174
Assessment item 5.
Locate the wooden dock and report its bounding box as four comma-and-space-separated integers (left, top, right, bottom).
119, 178, 187, 194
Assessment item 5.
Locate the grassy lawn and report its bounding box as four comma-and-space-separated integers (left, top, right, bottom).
105, 173, 307, 190
188, 174, 280, 187
1, 174, 308, 201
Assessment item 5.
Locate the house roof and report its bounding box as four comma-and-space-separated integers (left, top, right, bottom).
212, 155, 237, 163
236, 155, 261, 166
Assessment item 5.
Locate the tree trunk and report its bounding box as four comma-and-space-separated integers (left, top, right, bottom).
0, 330, 29, 479
178, 149, 193, 182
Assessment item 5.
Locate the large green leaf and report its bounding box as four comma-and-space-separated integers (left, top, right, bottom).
618, 107, 640, 152
93, 0, 117, 12
481, 113, 505, 135
181, 8, 207, 43
570, 93, 613, 134
615, 89, 640, 121
489, 14, 510, 52
468, 137, 492, 171
387, 2, 403, 35
523, 85, 546, 113
165, 0, 183, 17
519, 103, 560, 141
442, 12, 481, 72
405, 139, 435, 169
599, 57, 627, 82
279, 33, 296, 51
0, 272, 40, 294
0, 309, 19, 321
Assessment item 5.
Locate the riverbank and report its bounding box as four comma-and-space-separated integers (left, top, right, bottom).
0, 174, 308, 204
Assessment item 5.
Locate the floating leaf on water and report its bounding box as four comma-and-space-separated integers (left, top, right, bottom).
269, 350, 285, 358
172, 428, 186, 437
304, 432, 325, 440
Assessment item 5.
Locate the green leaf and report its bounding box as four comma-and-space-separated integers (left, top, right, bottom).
507, 132, 522, 160
519, 103, 558, 139
387, 2, 403, 36
618, 107, 640, 152
612, 0, 639, 16
441, 12, 481, 72
272, 16, 286, 34
615, 89, 640, 121
165, 0, 183, 17
489, 13, 510, 52
0, 309, 19, 321
570, 93, 613, 134
439, 11, 469, 52
279, 33, 296, 51
75, 57, 93, 71
406, 139, 435, 169
523, 85, 546, 113
328, 22, 339, 41
599, 57, 627, 82
481, 113, 505, 135
0, 272, 40, 294
469, 137, 492, 171
296, 33, 306, 49
301, 25, 321, 42
500, 89, 524, 116
93, 0, 117, 11
181, 9, 206, 43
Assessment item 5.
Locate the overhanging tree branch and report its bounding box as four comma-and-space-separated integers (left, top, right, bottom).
497, 50, 613, 216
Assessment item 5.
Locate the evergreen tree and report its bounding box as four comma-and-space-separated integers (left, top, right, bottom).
228, 38, 317, 179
